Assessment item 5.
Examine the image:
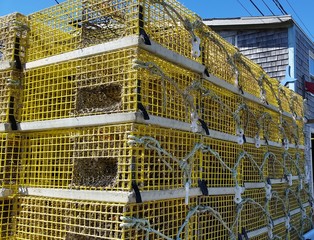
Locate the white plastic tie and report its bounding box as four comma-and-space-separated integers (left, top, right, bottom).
285, 216, 290, 230
283, 138, 289, 150
191, 36, 201, 58
234, 185, 243, 204
185, 181, 190, 205
288, 174, 293, 186
190, 112, 198, 133
265, 183, 272, 200
255, 135, 261, 148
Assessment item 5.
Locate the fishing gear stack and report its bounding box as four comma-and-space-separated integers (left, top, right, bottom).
0, 0, 312, 239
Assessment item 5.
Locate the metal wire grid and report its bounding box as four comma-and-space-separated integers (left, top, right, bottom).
200, 80, 242, 136
286, 148, 302, 176
192, 195, 237, 239
265, 146, 285, 179
123, 198, 188, 239
26, 0, 200, 62
269, 183, 288, 220
0, 13, 28, 65
20, 124, 133, 191
240, 189, 268, 233
240, 98, 264, 140
200, 29, 237, 85
201, 136, 241, 187
22, 47, 201, 123
261, 108, 281, 143
235, 57, 261, 98
129, 124, 200, 190
0, 133, 21, 192
249, 222, 287, 240
137, 48, 200, 123
0, 70, 23, 123
241, 144, 267, 183
16, 196, 125, 240
0, 198, 16, 240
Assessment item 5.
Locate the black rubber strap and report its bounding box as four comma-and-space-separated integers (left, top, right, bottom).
242, 134, 247, 144
238, 233, 243, 240
139, 5, 151, 45
238, 85, 244, 95
242, 227, 249, 240
14, 37, 22, 70
267, 177, 271, 185
9, 96, 18, 130
204, 68, 210, 77
138, 102, 149, 120
198, 118, 209, 135
132, 181, 142, 203
198, 179, 208, 196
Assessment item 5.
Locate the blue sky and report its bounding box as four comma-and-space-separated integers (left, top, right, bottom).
1, 0, 313, 40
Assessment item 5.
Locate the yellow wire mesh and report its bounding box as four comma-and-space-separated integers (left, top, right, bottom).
0, 70, 23, 123
0, 198, 16, 240
124, 198, 188, 240
240, 189, 268, 233
200, 80, 241, 136
200, 27, 237, 84
201, 136, 241, 187
266, 146, 285, 179
20, 123, 203, 191
0, 133, 21, 192
269, 183, 288, 220
241, 144, 267, 183
26, 0, 201, 62
22, 47, 201, 123
192, 195, 237, 239
0, 13, 28, 66
261, 108, 280, 143
16, 196, 125, 240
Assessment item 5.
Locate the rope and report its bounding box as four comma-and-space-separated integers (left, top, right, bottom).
121, 205, 236, 240
120, 216, 173, 240
132, 59, 199, 129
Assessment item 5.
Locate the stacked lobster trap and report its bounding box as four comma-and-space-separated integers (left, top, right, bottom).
0, 0, 313, 239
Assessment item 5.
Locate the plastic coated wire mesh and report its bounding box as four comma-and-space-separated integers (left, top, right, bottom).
200, 27, 237, 85
124, 197, 188, 240
200, 79, 241, 136
16, 196, 189, 240
249, 222, 287, 240
241, 144, 267, 183
201, 136, 241, 187
0, 13, 28, 66
0, 198, 16, 240
240, 189, 268, 233
22, 47, 201, 123
240, 98, 264, 140
266, 146, 285, 179
26, 0, 200, 62
0, 70, 23, 123
269, 183, 288, 220
261, 108, 280, 143
16, 196, 125, 240
0, 133, 21, 192
191, 195, 237, 240
20, 123, 203, 191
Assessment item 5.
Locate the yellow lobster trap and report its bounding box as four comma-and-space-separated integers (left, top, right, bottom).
0, 70, 23, 124
0, 133, 21, 193
0, 198, 16, 240
22, 47, 201, 124
0, 13, 28, 68
26, 0, 201, 62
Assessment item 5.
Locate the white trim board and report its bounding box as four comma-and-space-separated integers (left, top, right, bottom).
17, 112, 304, 150
19, 178, 300, 203
247, 202, 310, 238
